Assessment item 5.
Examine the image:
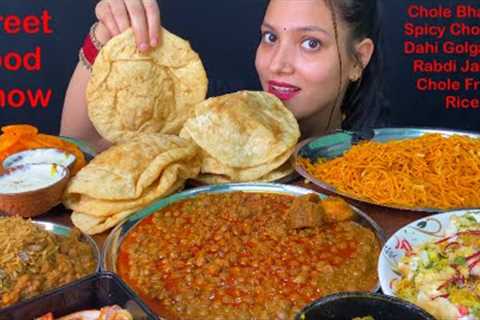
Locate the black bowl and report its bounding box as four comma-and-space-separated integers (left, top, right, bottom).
295, 292, 435, 320
0, 272, 158, 320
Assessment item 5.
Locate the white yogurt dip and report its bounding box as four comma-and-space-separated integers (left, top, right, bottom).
3, 148, 76, 169
0, 164, 66, 194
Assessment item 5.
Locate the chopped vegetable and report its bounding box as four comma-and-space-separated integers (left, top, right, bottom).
393, 213, 480, 320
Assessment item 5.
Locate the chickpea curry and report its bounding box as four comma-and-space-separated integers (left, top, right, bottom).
118, 192, 380, 320
0, 217, 96, 308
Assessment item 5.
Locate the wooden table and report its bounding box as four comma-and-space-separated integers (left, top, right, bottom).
40, 178, 433, 248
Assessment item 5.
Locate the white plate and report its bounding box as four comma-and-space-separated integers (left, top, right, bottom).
378, 209, 480, 296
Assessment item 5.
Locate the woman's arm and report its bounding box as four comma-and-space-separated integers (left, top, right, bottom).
60, 0, 161, 152
60, 22, 112, 152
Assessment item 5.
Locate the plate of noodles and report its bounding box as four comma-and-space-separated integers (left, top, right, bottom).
294, 128, 480, 212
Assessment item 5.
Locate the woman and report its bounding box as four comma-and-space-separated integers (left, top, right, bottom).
61, 0, 384, 150
255, 0, 383, 137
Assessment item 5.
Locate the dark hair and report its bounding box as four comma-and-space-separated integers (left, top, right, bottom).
325, 0, 387, 131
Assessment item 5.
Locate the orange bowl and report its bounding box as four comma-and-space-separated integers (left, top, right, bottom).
0, 163, 70, 217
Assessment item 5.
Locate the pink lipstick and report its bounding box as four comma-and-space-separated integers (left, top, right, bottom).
267, 81, 300, 101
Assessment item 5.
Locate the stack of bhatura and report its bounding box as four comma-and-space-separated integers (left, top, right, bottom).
64, 28, 301, 234
64, 28, 207, 234
63, 134, 201, 234
180, 91, 300, 183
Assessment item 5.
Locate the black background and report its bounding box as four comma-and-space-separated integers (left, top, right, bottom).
0, 0, 478, 134
383, 0, 479, 130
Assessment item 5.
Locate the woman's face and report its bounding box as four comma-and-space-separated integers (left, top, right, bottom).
255, 0, 357, 121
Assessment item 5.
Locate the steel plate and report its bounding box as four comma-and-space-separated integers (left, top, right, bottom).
33, 220, 101, 272
103, 182, 386, 296
294, 127, 480, 212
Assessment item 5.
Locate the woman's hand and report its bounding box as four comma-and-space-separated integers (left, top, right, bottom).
95, 0, 161, 51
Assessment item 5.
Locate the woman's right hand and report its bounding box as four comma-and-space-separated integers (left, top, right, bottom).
94, 0, 161, 52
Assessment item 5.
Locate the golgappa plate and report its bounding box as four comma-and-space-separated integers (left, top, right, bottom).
378, 209, 480, 295
294, 127, 480, 213
103, 182, 386, 295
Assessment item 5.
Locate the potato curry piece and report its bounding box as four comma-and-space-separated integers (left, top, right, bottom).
321, 196, 355, 223
287, 194, 324, 229
287, 194, 355, 229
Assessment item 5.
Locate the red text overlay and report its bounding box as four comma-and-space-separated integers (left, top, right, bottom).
0, 10, 54, 109
403, 4, 479, 110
